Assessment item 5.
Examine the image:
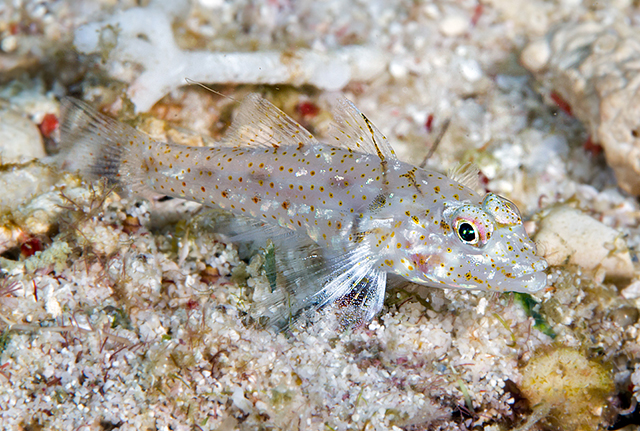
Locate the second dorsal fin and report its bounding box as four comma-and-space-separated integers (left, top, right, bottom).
321, 93, 397, 161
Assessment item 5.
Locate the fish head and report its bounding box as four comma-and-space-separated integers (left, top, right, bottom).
396, 193, 548, 293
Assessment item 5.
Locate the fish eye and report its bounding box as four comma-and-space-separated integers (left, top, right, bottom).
456, 220, 478, 245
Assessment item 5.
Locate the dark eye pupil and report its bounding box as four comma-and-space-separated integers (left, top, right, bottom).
458, 223, 476, 242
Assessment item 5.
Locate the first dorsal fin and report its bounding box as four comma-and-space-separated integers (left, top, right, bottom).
446, 161, 482, 193
222, 93, 321, 149
321, 93, 397, 161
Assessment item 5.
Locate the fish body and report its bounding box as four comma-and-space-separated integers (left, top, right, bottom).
60, 94, 548, 327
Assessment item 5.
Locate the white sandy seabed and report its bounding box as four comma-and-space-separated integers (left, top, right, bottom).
1, 0, 640, 430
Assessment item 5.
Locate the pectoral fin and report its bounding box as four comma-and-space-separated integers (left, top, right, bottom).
254, 236, 387, 330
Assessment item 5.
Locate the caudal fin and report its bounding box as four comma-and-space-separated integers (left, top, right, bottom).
58, 97, 150, 191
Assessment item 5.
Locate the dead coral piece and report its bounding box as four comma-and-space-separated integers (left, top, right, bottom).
534, 205, 634, 279
521, 21, 640, 195
73, 0, 387, 112
0, 161, 56, 211
0, 107, 45, 164
519, 347, 614, 431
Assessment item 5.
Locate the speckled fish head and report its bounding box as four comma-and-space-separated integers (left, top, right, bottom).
396, 193, 548, 293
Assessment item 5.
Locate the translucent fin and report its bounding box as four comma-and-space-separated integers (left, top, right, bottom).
330, 268, 387, 328
253, 236, 386, 330
222, 93, 321, 149
321, 93, 397, 161
446, 161, 481, 193
58, 97, 152, 192
202, 210, 295, 245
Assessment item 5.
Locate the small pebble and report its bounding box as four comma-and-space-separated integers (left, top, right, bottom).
610, 306, 639, 328
389, 60, 408, 80
622, 279, 640, 300
439, 14, 468, 37
422, 4, 440, 19
199, 0, 224, 8
459, 58, 482, 82
1, 35, 18, 52
521, 40, 550, 72
534, 206, 634, 278
0, 108, 45, 163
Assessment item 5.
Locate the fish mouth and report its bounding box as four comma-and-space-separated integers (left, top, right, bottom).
533, 258, 549, 273
511, 256, 548, 277
510, 261, 548, 293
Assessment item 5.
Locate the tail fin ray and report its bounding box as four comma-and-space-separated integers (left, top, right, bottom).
58, 97, 150, 191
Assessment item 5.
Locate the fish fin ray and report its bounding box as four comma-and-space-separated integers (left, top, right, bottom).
446, 161, 482, 193
328, 268, 387, 328
253, 237, 386, 330
205, 210, 295, 244
222, 93, 321, 149
321, 93, 397, 161
58, 97, 152, 193
190, 209, 297, 260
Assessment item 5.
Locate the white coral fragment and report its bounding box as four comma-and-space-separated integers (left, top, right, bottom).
74, 0, 386, 112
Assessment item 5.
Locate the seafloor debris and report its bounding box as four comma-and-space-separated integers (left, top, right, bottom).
73, 0, 387, 112
519, 347, 613, 431
0, 106, 45, 164
522, 20, 640, 195
534, 205, 634, 280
